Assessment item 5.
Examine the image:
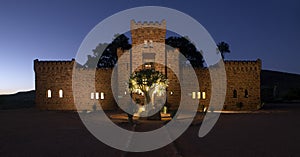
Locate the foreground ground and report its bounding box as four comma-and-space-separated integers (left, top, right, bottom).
0, 103, 299, 157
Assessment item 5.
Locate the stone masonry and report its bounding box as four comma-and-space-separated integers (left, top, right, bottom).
34, 20, 261, 111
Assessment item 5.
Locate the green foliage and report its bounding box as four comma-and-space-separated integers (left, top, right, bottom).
128, 69, 168, 95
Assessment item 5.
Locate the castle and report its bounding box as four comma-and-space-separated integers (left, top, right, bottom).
34, 20, 261, 111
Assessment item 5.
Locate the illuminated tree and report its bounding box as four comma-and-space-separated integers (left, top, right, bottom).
128, 69, 168, 119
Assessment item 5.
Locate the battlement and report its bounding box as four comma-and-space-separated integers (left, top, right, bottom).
224, 59, 261, 65
34, 59, 75, 72
130, 19, 166, 30
224, 59, 261, 72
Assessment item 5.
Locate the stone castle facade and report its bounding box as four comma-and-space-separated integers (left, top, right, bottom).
34, 20, 261, 111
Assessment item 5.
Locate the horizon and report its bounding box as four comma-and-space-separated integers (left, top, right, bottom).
1, 0, 299, 94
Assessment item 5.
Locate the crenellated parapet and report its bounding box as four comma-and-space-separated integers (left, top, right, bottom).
130, 19, 166, 30
130, 19, 166, 46
224, 59, 261, 72
34, 59, 75, 72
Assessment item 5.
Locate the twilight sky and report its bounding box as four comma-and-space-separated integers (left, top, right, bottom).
0, 0, 299, 94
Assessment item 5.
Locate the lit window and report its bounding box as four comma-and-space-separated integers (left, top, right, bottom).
197, 92, 201, 99
202, 92, 206, 99
95, 92, 99, 100
100, 92, 104, 100
47, 89, 51, 98
149, 40, 153, 47
192, 92, 196, 99
144, 40, 148, 48
144, 64, 152, 69
90, 92, 94, 99
59, 89, 63, 98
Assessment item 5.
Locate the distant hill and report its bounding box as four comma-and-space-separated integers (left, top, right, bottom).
0, 90, 35, 109
261, 70, 300, 102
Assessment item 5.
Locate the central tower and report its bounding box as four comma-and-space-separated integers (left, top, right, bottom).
130, 20, 167, 73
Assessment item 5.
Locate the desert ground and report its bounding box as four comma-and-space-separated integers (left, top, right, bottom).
0, 103, 299, 157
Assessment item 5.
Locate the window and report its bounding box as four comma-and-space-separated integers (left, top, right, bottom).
100, 92, 104, 100
143, 53, 155, 69
192, 92, 196, 99
90, 92, 94, 99
244, 89, 248, 98
202, 92, 206, 99
95, 92, 99, 100
47, 89, 51, 98
59, 89, 63, 98
144, 40, 148, 48
149, 40, 153, 48
197, 92, 201, 99
233, 89, 237, 98
144, 63, 152, 69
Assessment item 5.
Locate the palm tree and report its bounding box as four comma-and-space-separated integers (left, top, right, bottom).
217, 41, 230, 59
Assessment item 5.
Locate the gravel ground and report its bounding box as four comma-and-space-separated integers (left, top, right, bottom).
0, 103, 299, 157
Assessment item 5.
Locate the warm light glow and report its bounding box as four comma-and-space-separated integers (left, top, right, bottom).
192, 92, 196, 99
202, 92, 206, 99
145, 64, 151, 68
47, 89, 51, 98
100, 92, 104, 100
59, 89, 63, 98
144, 40, 148, 48
95, 92, 99, 100
141, 106, 146, 112
163, 106, 167, 114
197, 92, 201, 99
90, 92, 94, 99
170, 91, 173, 95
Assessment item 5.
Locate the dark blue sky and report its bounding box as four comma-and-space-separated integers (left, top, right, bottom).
0, 0, 299, 94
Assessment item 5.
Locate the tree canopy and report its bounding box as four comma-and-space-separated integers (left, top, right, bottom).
83, 35, 228, 68
128, 69, 168, 120
84, 34, 131, 68
217, 41, 231, 59
165, 36, 204, 67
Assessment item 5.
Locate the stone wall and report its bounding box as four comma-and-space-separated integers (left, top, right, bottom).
34, 19, 261, 111
34, 59, 261, 111
34, 59, 117, 111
